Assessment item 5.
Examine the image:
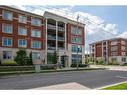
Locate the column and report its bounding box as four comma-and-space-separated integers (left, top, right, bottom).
102, 42, 103, 60
56, 21, 58, 50
64, 23, 67, 50
45, 18, 47, 64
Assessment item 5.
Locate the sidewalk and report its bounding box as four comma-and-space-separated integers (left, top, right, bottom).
91, 65, 127, 71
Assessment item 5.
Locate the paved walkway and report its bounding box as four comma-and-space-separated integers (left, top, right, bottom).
90, 65, 127, 71
30, 82, 90, 90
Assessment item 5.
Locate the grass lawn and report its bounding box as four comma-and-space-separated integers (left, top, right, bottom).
102, 82, 127, 90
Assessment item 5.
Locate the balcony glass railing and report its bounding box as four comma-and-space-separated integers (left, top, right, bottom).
58, 26, 65, 32
47, 24, 56, 30
47, 35, 56, 40
58, 37, 65, 41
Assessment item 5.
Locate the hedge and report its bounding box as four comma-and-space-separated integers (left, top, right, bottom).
71, 63, 89, 68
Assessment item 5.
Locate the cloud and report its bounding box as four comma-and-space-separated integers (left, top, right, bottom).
117, 31, 127, 38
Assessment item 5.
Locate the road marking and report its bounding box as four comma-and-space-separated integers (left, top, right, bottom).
115, 76, 127, 79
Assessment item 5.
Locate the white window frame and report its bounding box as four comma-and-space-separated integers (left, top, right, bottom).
3, 51, 12, 59
31, 17, 41, 26
2, 24, 12, 34
18, 39, 27, 48
18, 26, 27, 36
31, 40, 41, 49
2, 37, 12, 47
2, 10, 12, 20
18, 14, 27, 24
31, 29, 41, 38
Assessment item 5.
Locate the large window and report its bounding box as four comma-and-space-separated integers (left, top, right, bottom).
31, 41, 41, 49
71, 54, 82, 64
31, 18, 41, 26
71, 45, 82, 52
18, 39, 27, 48
111, 40, 117, 45
3, 51, 12, 59
111, 51, 117, 56
2, 38, 12, 46
71, 36, 82, 44
3, 10, 12, 20
18, 27, 27, 36
31, 29, 41, 38
71, 26, 82, 35
19, 15, 27, 23
111, 46, 118, 51
2, 24, 12, 33
32, 52, 40, 60
122, 57, 126, 63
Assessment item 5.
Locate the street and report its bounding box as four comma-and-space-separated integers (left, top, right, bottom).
0, 70, 127, 89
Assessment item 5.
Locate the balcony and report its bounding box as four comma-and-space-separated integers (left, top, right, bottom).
58, 36, 65, 41
47, 24, 56, 30
47, 46, 56, 50
47, 35, 56, 40
58, 26, 65, 32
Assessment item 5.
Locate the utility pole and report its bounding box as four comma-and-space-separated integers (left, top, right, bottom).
76, 14, 79, 70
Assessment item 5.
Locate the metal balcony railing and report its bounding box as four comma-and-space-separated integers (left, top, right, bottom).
47, 35, 56, 40
58, 26, 65, 32
58, 37, 65, 41
47, 46, 56, 50
47, 24, 56, 30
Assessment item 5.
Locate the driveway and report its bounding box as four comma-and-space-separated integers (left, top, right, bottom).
0, 70, 127, 89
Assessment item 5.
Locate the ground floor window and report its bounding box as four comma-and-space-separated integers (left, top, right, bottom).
32, 52, 40, 60
71, 54, 82, 64
122, 57, 126, 63
111, 57, 117, 63
3, 51, 12, 59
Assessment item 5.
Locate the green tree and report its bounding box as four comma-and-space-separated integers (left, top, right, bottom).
52, 51, 58, 64
28, 51, 33, 65
14, 49, 29, 65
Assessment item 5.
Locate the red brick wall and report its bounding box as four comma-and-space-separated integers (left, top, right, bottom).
95, 43, 102, 57
0, 7, 44, 50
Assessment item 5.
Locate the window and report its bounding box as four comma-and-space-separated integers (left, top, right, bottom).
111, 51, 117, 56
3, 10, 12, 20
122, 57, 126, 63
31, 29, 41, 38
2, 38, 12, 46
121, 40, 126, 45
3, 51, 12, 59
111, 40, 117, 45
19, 15, 27, 23
2, 24, 12, 33
111, 46, 118, 51
71, 45, 82, 52
32, 52, 40, 60
111, 58, 117, 62
71, 26, 82, 35
71, 36, 82, 44
122, 52, 126, 56
121, 46, 126, 51
18, 27, 27, 35
71, 54, 82, 64
31, 18, 41, 26
31, 41, 41, 49
18, 39, 27, 47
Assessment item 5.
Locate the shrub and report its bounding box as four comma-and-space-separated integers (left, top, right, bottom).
71, 63, 89, 68
1, 60, 17, 66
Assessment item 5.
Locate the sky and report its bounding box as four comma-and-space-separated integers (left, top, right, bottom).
11, 5, 127, 53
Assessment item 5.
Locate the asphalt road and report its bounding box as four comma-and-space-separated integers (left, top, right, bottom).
0, 70, 127, 89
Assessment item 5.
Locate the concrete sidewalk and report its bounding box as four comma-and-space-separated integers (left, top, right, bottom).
30, 82, 90, 90
91, 65, 127, 71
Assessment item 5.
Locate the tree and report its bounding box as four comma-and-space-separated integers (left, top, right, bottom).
28, 51, 33, 65
14, 49, 29, 65
52, 51, 58, 65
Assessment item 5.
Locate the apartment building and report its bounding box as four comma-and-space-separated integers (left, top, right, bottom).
0, 6, 85, 67
89, 38, 127, 65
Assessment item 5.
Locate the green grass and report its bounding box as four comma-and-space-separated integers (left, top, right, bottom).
102, 82, 127, 90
